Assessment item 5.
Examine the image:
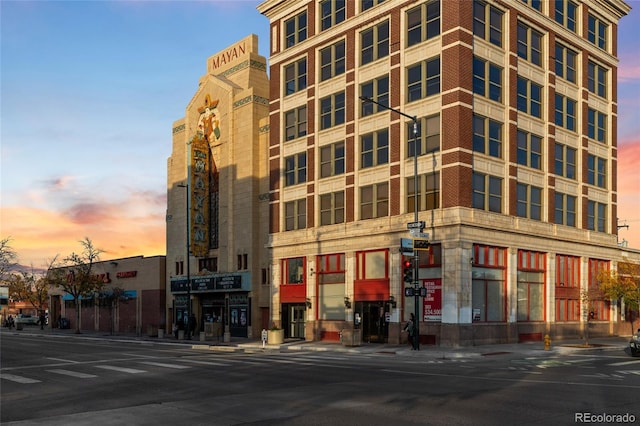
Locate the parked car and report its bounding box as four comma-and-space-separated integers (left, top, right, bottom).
15, 314, 38, 325
630, 329, 640, 356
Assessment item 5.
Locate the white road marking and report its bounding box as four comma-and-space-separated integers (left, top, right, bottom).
47, 369, 97, 378
608, 360, 640, 366
1, 374, 41, 384
95, 365, 146, 374
45, 357, 79, 364
138, 361, 191, 369
174, 359, 230, 366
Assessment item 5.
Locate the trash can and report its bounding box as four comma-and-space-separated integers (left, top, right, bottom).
341, 329, 362, 347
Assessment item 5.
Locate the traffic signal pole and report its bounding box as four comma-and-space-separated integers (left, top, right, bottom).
360, 96, 420, 350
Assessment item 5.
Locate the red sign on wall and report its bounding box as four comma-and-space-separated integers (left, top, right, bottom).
422, 279, 442, 322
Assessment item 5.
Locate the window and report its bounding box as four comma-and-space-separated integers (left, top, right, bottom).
284, 153, 307, 186
473, 0, 503, 47
284, 58, 307, 96
320, 191, 345, 225
554, 143, 576, 179
588, 61, 607, 98
285, 199, 306, 231
360, 182, 389, 219
587, 108, 606, 143
472, 244, 506, 322
555, 43, 577, 83
285, 11, 307, 48
175, 261, 184, 275
473, 114, 502, 158
473, 56, 502, 102
362, 0, 385, 11
237, 254, 248, 271
520, 0, 542, 12
199, 257, 217, 272
554, 192, 576, 226
517, 250, 545, 322
407, 172, 440, 213
555, 0, 577, 32
408, 115, 440, 156
517, 22, 542, 66
407, 57, 440, 102
587, 155, 606, 188
320, 40, 346, 81
516, 183, 542, 220
285, 106, 307, 141
588, 259, 610, 320
356, 249, 388, 280
283, 257, 305, 284
587, 201, 607, 232
588, 14, 607, 50
361, 129, 389, 168
554, 94, 576, 131
320, 0, 346, 31
317, 253, 346, 320
361, 75, 389, 116
320, 141, 345, 178
556, 254, 580, 322
407, 0, 440, 47
361, 20, 389, 65
472, 172, 502, 213
517, 77, 542, 118
516, 130, 542, 169
320, 91, 346, 129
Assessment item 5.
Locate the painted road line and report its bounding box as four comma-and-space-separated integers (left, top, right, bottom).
95, 365, 147, 374
174, 359, 230, 367
45, 357, 79, 364
138, 361, 191, 369
608, 360, 640, 366
1, 374, 41, 384
47, 369, 97, 379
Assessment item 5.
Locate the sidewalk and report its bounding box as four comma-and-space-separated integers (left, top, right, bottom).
3, 326, 632, 359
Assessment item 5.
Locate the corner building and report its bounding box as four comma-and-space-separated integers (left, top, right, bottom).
258, 0, 639, 346
166, 35, 271, 340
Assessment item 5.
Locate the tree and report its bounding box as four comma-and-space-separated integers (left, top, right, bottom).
97, 287, 128, 335
580, 286, 602, 347
45, 238, 104, 334
0, 236, 17, 282
598, 262, 640, 334
8, 269, 49, 328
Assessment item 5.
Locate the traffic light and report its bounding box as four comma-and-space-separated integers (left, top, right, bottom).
403, 259, 414, 283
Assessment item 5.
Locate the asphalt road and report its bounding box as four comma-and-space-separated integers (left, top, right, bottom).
2, 331, 640, 425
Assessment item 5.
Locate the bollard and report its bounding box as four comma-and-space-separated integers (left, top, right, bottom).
544, 334, 551, 351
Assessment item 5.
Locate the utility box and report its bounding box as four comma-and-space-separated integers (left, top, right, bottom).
341, 329, 362, 347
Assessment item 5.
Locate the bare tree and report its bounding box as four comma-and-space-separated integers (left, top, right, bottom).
97, 287, 128, 335
45, 238, 104, 334
0, 237, 17, 282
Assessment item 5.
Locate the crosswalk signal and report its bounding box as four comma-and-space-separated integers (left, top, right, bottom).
403, 259, 414, 283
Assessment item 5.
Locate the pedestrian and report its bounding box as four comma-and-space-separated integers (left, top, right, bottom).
39, 312, 46, 330
404, 313, 415, 350
189, 313, 197, 338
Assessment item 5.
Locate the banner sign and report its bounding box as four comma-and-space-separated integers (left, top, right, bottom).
422, 278, 442, 322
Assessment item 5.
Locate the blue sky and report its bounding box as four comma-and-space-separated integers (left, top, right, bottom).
1, 0, 639, 266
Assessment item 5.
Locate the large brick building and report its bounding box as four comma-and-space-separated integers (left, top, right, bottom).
257, 0, 639, 345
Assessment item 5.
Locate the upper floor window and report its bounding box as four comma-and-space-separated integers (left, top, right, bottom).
587, 108, 606, 143
320, 91, 346, 130
360, 75, 389, 117
473, 56, 502, 102
587, 155, 606, 188
361, 129, 389, 168
407, 57, 440, 102
554, 94, 577, 131
520, 0, 542, 12
587, 201, 607, 232
516, 183, 542, 221
408, 115, 440, 157
362, 0, 385, 12
516, 130, 542, 169
517, 22, 542, 66
407, 0, 440, 47
554, 193, 576, 227
473, 114, 502, 158
554, 143, 576, 179
588, 14, 607, 50
360, 182, 389, 219
320, 0, 346, 31
285, 105, 307, 141
361, 20, 389, 65
284, 200, 306, 231
285, 11, 307, 48
555, 43, 577, 83
320, 40, 346, 81
320, 191, 345, 225
588, 61, 607, 98
472, 172, 502, 213
473, 0, 503, 47
284, 58, 307, 96
554, 0, 577, 32
517, 76, 542, 118
320, 141, 345, 178
407, 172, 440, 213
285, 152, 307, 186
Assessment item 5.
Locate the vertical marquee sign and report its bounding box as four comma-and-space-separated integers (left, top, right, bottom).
190, 134, 210, 257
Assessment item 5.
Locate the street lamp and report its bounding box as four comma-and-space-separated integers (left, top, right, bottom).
360, 96, 421, 350
177, 182, 191, 340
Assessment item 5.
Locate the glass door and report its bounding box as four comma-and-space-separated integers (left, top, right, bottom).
289, 304, 306, 339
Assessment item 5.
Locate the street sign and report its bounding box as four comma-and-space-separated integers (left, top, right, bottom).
413, 239, 430, 250
400, 238, 414, 256
409, 230, 430, 239
407, 221, 425, 230
404, 288, 415, 297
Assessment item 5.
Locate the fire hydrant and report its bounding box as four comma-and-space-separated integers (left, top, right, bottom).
544, 334, 551, 351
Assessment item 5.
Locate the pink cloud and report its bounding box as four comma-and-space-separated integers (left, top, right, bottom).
617, 141, 640, 248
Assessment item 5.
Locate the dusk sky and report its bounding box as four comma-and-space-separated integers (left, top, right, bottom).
1, 0, 639, 268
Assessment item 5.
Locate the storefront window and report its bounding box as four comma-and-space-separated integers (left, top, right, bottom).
472, 244, 506, 322
283, 257, 305, 284
517, 250, 545, 322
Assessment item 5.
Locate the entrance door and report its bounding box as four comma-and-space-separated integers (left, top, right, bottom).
355, 301, 388, 343
287, 304, 306, 339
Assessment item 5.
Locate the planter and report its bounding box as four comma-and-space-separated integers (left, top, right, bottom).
268, 329, 284, 345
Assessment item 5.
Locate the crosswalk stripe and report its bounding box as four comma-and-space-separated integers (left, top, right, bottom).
174, 359, 230, 366
138, 361, 191, 369
608, 360, 640, 366
1, 374, 41, 384
95, 365, 146, 374
47, 369, 97, 378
